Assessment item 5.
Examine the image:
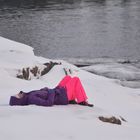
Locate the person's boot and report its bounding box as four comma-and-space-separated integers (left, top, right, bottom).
78, 101, 94, 107
69, 100, 77, 104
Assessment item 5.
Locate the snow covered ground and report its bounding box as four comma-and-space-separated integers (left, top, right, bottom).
0, 36, 140, 140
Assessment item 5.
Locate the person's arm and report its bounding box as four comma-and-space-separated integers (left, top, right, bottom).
28, 92, 55, 106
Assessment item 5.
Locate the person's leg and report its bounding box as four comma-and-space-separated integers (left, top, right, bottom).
57, 75, 73, 87
65, 77, 88, 103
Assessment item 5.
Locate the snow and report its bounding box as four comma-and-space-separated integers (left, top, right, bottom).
82, 61, 140, 88
0, 36, 140, 140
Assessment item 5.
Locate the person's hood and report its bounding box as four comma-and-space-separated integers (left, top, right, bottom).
9, 95, 28, 106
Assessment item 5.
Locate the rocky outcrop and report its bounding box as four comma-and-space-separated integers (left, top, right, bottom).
17, 61, 61, 80
98, 116, 124, 125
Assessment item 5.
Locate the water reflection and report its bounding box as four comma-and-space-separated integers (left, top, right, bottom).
0, 0, 140, 60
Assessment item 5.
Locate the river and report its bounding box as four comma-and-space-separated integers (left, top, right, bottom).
0, 0, 140, 61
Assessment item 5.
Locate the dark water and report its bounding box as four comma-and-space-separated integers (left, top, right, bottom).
0, 0, 140, 60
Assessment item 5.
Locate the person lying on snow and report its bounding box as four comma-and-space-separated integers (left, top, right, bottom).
9, 76, 93, 107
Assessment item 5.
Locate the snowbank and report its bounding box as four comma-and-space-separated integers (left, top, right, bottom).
0, 36, 140, 140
